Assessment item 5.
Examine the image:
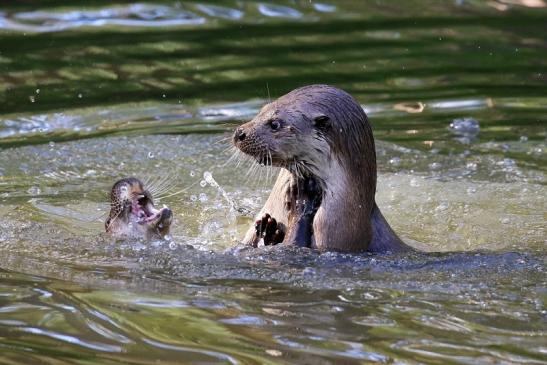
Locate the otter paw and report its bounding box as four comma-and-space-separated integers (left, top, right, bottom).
254, 213, 285, 246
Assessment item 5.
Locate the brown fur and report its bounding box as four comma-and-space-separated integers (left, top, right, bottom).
106, 177, 172, 240
234, 85, 409, 253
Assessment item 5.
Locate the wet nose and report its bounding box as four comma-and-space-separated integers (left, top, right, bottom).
160, 208, 172, 222
234, 128, 246, 143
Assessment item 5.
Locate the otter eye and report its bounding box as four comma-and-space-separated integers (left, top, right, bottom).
313, 115, 330, 129
269, 120, 281, 131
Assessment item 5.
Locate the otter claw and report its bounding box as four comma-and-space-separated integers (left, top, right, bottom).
255, 213, 270, 236
272, 229, 285, 245
253, 213, 284, 246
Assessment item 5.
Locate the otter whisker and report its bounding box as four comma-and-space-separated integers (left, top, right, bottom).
155, 180, 200, 201
255, 151, 264, 187
221, 144, 236, 155
152, 173, 173, 191
244, 155, 263, 186
141, 175, 151, 186
105, 208, 123, 231
266, 150, 272, 183
235, 149, 245, 168
223, 147, 241, 168
144, 175, 162, 193
148, 173, 177, 196
214, 135, 233, 146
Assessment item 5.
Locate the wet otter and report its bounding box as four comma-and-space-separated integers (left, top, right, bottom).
106, 177, 173, 240
233, 84, 410, 253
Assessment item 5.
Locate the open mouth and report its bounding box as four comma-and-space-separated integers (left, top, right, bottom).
132, 195, 162, 224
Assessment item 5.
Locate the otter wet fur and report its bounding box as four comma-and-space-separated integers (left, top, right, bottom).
106, 177, 173, 240
233, 84, 410, 253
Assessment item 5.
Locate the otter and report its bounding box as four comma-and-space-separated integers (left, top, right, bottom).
105, 177, 173, 240
233, 84, 410, 253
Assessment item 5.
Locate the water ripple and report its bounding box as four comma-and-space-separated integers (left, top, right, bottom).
195, 4, 244, 20
21, 327, 123, 352
2, 4, 206, 32
142, 338, 239, 364
257, 4, 303, 18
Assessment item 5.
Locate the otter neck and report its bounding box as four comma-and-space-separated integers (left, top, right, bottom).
309, 151, 409, 253
369, 203, 410, 253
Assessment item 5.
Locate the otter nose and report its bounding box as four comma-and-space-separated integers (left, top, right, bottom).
234, 128, 246, 142
160, 208, 173, 222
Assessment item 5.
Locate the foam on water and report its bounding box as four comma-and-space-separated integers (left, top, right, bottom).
0, 134, 543, 255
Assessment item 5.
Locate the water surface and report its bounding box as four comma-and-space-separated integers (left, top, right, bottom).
0, 1, 546, 364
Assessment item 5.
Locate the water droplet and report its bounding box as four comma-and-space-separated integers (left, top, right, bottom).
169, 242, 177, 250
520, 135, 528, 142
162, 94, 166, 98
29, 95, 35, 103
466, 162, 478, 171
35, 89, 40, 94
449, 118, 480, 142
77, 93, 83, 98
428, 162, 442, 170
27, 186, 41, 196
148, 151, 154, 159
48, 141, 55, 147
200, 180, 207, 187
190, 195, 197, 202
203, 171, 218, 187
389, 157, 401, 166
435, 202, 449, 212
189, 170, 196, 177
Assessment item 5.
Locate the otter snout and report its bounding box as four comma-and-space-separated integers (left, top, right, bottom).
156, 207, 172, 236
159, 208, 173, 224
233, 127, 246, 143
106, 177, 174, 240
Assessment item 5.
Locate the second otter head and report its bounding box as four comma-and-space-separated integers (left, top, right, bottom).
233, 84, 375, 182
105, 177, 172, 240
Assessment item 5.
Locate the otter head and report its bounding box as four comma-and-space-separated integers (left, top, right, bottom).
233, 84, 376, 188
105, 177, 173, 240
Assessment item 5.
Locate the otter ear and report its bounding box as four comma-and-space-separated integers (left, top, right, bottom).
313, 114, 330, 130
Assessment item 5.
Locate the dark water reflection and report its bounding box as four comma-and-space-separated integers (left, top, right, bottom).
0, 1, 546, 364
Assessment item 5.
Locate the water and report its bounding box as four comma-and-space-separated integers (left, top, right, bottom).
0, 1, 546, 364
